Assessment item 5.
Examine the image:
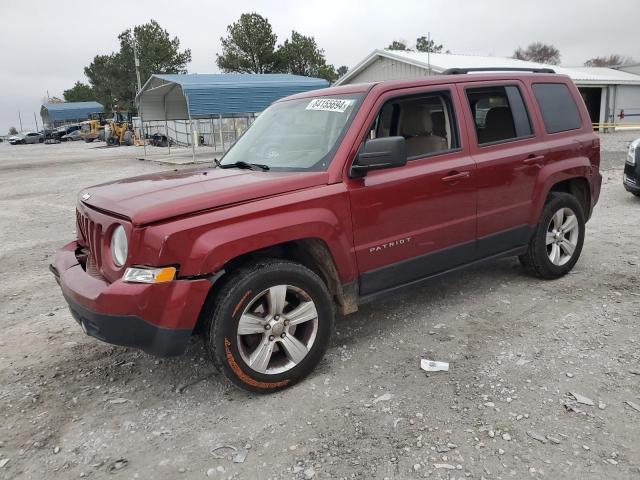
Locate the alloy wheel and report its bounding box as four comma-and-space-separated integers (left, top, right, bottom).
546, 207, 579, 266
236, 285, 319, 374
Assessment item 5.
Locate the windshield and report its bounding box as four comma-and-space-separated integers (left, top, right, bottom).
219, 93, 363, 171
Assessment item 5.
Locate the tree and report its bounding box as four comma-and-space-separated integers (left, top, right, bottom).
85, 20, 191, 111
216, 13, 279, 73
84, 54, 119, 111
336, 65, 349, 77
63, 81, 97, 102
277, 31, 334, 80
512, 42, 560, 65
8, 126, 18, 135
584, 54, 633, 67
387, 40, 409, 51
416, 36, 443, 53
315, 64, 338, 83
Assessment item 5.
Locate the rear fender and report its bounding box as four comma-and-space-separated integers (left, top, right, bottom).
530, 156, 592, 225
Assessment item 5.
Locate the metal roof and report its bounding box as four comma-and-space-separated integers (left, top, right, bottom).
335, 49, 640, 86
40, 101, 103, 123
138, 74, 329, 120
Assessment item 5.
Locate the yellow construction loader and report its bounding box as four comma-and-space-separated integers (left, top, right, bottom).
80, 112, 107, 143
104, 112, 135, 146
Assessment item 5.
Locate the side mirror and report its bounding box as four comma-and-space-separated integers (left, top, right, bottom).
350, 136, 407, 177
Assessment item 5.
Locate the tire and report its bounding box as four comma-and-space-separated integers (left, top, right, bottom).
204, 259, 334, 393
39, 137, 44, 143
519, 192, 585, 279
123, 131, 133, 146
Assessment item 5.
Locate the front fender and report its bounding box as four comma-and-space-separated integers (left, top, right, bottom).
196, 209, 355, 280
156, 184, 357, 283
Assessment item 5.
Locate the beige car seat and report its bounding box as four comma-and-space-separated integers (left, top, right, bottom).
400, 104, 448, 157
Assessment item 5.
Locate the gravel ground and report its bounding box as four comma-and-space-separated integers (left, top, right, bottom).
0, 135, 639, 480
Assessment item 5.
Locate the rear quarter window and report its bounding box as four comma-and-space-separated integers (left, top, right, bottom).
532, 83, 583, 133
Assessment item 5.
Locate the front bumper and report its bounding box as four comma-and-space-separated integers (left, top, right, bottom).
50, 241, 211, 357
623, 163, 640, 194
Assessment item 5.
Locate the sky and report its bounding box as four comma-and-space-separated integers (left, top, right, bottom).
0, 0, 638, 134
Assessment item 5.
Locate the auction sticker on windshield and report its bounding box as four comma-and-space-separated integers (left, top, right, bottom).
306, 98, 354, 113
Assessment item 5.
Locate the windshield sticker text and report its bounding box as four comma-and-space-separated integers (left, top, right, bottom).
306, 98, 353, 113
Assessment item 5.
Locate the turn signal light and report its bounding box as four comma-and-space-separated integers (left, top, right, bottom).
123, 266, 176, 284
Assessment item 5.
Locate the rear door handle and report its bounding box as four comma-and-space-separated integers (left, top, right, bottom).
441, 171, 471, 182
523, 154, 545, 165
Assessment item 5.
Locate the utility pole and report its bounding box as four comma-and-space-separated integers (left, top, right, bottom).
18, 111, 23, 131
33, 112, 39, 132
133, 37, 142, 93
427, 32, 432, 76
133, 34, 146, 155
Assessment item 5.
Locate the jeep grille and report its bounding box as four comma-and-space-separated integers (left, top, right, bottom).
76, 209, 103, 272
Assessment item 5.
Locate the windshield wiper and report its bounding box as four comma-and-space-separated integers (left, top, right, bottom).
220, 160, 270, 171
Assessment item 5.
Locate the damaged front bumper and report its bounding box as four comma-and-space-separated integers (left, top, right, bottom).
50, 241, 211, 357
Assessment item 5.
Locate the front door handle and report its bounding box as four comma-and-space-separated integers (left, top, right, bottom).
523, 154, 545, 165
441, 171, 471, 182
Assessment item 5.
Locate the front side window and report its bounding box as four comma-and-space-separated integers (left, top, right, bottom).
532, 83, 582, 134
466, 85, 532, 145
219, 94, 363, 171
369, 91, 459, 159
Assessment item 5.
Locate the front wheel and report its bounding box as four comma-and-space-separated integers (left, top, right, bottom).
204, 260, 334, 393
519, 192, 585, 279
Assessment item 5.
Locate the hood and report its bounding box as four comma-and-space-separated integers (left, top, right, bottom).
79, 167, 329, 225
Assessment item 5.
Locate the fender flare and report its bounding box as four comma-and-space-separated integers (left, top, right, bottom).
529, 157, 592, 225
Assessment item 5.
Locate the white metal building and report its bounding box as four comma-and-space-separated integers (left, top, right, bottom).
336, 50, 640, 129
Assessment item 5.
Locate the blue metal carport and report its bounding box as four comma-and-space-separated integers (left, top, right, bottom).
136, 73, 329, 121
41, 101, 103, 127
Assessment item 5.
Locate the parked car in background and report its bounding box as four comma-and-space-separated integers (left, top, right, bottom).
62, 130, 82, 141
9, 132, 44, 144
51, 69, 602, 392
623, 137, 640, 197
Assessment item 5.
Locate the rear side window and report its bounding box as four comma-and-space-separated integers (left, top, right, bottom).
465, 86, 532, 145
532, 83, 582, 133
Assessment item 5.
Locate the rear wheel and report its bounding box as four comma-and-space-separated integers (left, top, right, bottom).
204, 260, 334, 393
519, 192, 585, 279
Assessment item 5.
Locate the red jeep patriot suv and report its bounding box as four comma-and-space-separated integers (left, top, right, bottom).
51, 68, 601, 392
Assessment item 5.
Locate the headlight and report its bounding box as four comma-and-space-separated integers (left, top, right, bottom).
123, 266, 176, 283
628, 139, 640, 166
110, 225, 128, 267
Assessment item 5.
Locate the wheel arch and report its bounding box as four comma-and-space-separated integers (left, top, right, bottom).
548, 177, 591, 220
193, 237, 358, 334
531, 158, 593, 225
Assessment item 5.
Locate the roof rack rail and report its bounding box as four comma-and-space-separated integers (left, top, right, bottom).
441, 67, 556, 75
